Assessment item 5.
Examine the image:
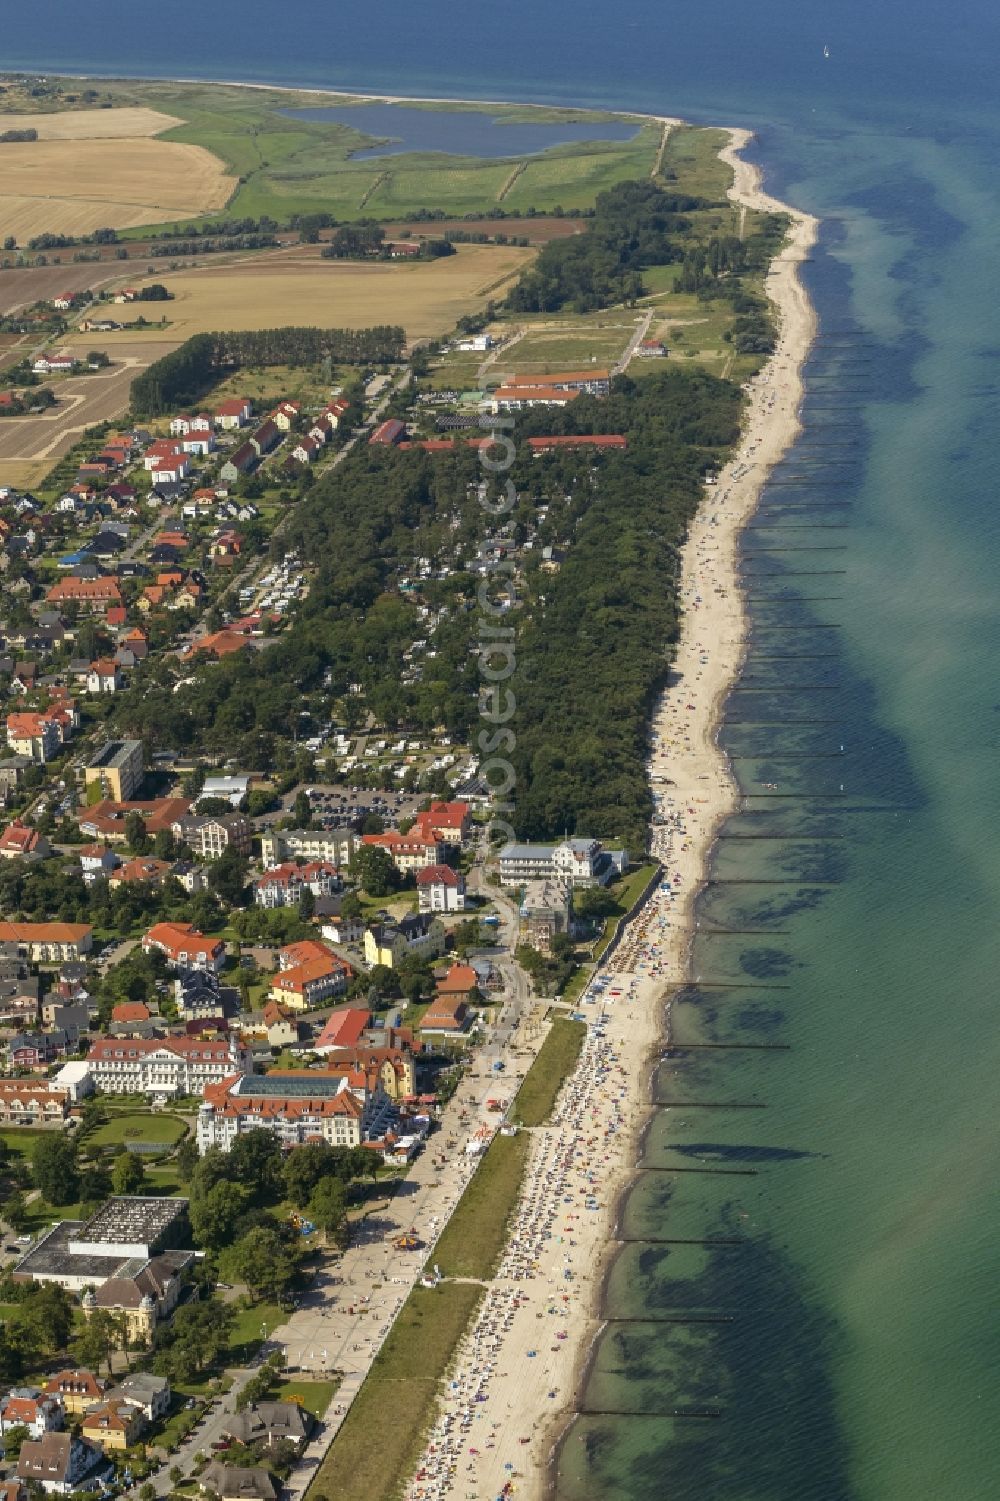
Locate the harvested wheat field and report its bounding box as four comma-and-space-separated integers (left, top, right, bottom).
67, 244, 536, 346
0, 106, 183, 140
0, 342, 169, 483
0, 136, 236, 242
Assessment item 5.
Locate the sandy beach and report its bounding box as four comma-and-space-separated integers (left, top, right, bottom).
400, 128, 818, 1501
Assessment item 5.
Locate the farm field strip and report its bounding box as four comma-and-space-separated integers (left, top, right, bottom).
0, 137, 236, 241
64, 245, 535, 345
0, 105, 184, 139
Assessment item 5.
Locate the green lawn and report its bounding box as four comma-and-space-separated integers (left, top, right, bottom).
142, 1165, 186, 1197
46, 79, 664, 229
307, 1282, 482, 1501
0, 1127, 51, 1157
223, 1300, 286, 1365
592, 863, 659, 961
87, 1113, 187, 1148
269, 1378, 339, 1420
431, 1132, 529, 1280
659, 125, 734, 201
512, 1018, 587, 1127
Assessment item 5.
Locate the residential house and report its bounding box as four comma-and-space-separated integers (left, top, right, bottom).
78, 844, 120, 883
270, 940, 352, 1010
80, 1400, 145, 1452
40, 1372, 106, 1418
17, 1433, 105, 1495
0, 1082, 71, 1128
197, 1463, 279, 1501
142, 922, 225, 973
222, 1401, 312, 1450
250, 419, 281, 457
412, 800, 472, 848
6, 712, 61, 763
171, 812, 251, 859
416, 863, 466, 913
319, 914, 364, 945
261, 1001, 299, 1049
45, 576, 122, 612
363, 914, 445, 969
325, 396, 350, 427
102, 1373, 170, 1424
219, 443, 257, 483
260, 827, 357, 868
0, 821, 50, 861
0, 1388, 64, 1438
214, 398, 253, 430
253, 860, 340, 909
0, 923, 92, 962
85, 659, 124, 694
360, 829, 441, 873
109, 857, 173, 889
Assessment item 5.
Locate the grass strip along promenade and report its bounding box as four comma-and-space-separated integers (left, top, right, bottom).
309, 1022, 588, 1499
512, 1019, 587, 1128
307, 1283, 484, 1501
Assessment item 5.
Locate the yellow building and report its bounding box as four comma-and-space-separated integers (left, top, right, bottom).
81, 1399, 145, 1452
83, 739, 144, 802
363, 915, 445, 970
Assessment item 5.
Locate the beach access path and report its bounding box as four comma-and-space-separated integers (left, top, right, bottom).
398, 127, 818, 1501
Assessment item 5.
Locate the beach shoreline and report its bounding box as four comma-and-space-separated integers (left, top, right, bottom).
544, 125, 819, 1497
399, 125, 817, 1501
12, 67, 678, 132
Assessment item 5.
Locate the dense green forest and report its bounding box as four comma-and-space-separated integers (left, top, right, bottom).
129, 325, 405, 417
506, 180, 700, 313
505, 369, 741, 848
505, 178, 786, 320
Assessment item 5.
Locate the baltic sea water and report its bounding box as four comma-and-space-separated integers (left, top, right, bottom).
4, 4, 999, 1495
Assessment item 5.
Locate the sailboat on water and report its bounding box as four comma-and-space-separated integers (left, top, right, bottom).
823, 43, 831, 59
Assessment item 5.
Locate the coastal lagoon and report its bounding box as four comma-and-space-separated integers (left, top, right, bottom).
279, 103, 640, 159
6, 1, 1000, 1496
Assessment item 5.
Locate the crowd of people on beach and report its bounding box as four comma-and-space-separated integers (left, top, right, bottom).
399, 305, 804, 1501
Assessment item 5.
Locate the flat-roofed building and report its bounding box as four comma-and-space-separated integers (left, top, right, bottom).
83, 740, 144, 802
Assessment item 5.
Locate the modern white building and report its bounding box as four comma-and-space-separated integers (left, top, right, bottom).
498, 837, 627, 889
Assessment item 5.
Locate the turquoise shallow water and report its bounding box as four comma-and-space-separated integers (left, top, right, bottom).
5, 4, 1000, 1495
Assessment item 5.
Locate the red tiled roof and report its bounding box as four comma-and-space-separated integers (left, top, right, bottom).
143, 921, 223, 962
315, 1007, 371, 1050
111, 1001, 150, 1023
526, 434, 626, 451
436, 963, 478, 995
416, 863, 460, 887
